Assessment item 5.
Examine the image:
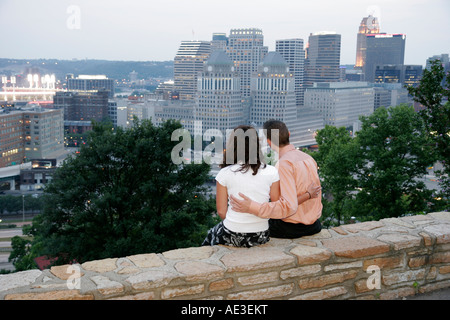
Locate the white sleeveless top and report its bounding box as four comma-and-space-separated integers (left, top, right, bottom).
215, 164, 279, 233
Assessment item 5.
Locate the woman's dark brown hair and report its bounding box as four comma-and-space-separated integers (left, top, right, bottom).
220, 125, 266, 175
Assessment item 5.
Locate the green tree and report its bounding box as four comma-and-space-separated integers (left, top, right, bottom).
354, 105, 436, 220
407, 59, 450, 205
20, 119, 216, 266
312, 126, 360, 226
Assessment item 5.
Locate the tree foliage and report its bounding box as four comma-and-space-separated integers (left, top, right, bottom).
312, 126, 360, 226
17, 119, 217, 266
407, 59, 450, 203
354, 105, 436, 220
314, 105, 438, 225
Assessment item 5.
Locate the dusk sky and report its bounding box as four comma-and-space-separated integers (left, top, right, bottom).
1, 0, 449, 66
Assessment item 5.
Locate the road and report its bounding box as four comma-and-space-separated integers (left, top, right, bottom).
0, 228, 23, 239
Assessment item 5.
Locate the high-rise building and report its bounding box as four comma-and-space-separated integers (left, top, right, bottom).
0, 105, 64, 168
53, 90, 109, 122
363, 33, 406, 83
426, 53, 449, 70
276, 38, 305, 106
250, 52, 317, 147
304, 32, 341, 88
355, 15, 380, 69
173, 40, 211, 101
22, 106, 64, 160
374, 64, 422, 87
226, 28, 268, 98
67, 75, 115, 99
211, 33, 228, 52
372, 83, 411, 111
195, 50, 243, 140
304, 82, 374, 130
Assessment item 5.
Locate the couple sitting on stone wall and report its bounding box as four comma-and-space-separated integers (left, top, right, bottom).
202, 120, 323, 248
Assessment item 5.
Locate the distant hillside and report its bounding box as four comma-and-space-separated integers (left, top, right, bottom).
0, 58, 174, 81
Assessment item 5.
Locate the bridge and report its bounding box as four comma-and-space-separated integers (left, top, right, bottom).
0, 163, 31, 190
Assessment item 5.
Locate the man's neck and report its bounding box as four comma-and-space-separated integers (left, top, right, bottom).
276, 144, 294, 158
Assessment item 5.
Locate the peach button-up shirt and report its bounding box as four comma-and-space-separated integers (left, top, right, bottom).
248, 144, 322, 225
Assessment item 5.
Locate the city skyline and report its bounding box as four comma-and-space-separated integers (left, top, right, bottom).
0, 0, 449, 66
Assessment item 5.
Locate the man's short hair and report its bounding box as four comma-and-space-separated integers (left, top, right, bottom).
263, 119, 290, 147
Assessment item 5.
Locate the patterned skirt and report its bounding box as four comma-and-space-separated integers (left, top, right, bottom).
202, 221, 269, 248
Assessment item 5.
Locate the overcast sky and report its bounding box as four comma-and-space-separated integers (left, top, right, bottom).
1, 0, 449, 65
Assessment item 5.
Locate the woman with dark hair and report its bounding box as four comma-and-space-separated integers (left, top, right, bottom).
202, 125, 280, 247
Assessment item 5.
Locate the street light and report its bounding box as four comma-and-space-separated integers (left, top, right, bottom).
22, 194, 25, 222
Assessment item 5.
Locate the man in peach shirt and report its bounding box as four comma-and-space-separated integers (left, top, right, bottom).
230, 120, 322, 238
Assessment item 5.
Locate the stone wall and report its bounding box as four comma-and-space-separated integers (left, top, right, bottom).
1, 211, 450, 300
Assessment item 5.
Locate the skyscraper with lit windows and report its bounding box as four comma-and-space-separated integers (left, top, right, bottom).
174, 40, 211, 100
355, 15, 380, 69
195, 50, 243, 139
276, 38, 305, 106
226, 28, 268, 98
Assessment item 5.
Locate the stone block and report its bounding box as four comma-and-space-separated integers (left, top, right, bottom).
379, 287, 415, 300
161, 284, 204, 299
126, 253, 165, 268
108, 292, 155, 300
430, 251, 450, 264
324, 261, 362, 272
162, 246, 215, 260
322, 236, 390, 258
376, 234, 422, 250
429, 211, 450, 222
0, 269, 42, 292
5, 290, 94, 300
81, 258, 117, 273
126, 270, 179, 291
226, 284, 294, 300
280, 265, 322, 280
419, 232, 434, 246
209, 278, 234, 292
363, 256, 403, 271
289, 245, 332, 265
50, 264, 84, 280
382, 269, 425, 286
220, 247, 295, 272
298, 270, 358, 289
237, 271, 279, 286
91, 275, 124, 295
423, 224, 450, 244
342, 221, 384, 233
290, 286, 347, 300
174, 261, 224, 282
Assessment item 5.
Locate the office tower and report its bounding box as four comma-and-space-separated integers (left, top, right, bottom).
304, 32, 341, 88
0, 105, 64, 168
355, 15, 380, 69
374, 65, 402, 84
54, 90, 109, 122
67, 75, 115, 99
195, 50, 243, 140
372, 83, 410, 111
22, 106, 64, 160
211, 33, 228, 51
250, 52, 311, 146
276, 38, 305, 106
426, 53, 449, 70
226, 28, 268, 98
0, 109, 25, 167
363, 33, 406, 83
173, 40, 211, 101
304, 82, 374, 130
374, 64, 422, 87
